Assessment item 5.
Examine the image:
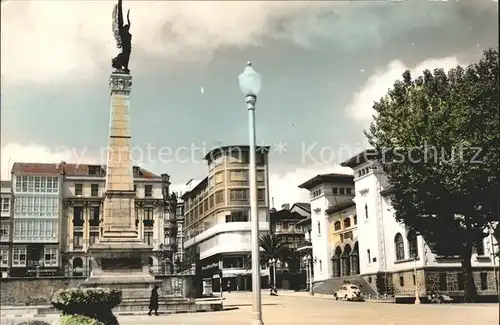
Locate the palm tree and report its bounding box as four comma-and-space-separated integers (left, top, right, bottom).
245, 233, 291, 270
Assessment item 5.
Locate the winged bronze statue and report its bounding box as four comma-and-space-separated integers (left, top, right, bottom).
111, 0, 132, 73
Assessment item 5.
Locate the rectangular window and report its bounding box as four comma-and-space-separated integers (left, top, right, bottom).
332, 187, 338, 195
209, 177, 214, 188
399, 275, 404, 287
44, 246, 58, 266
144, 207, 154, 220
215, 172, 224, 184
339, 188, 345, 195
12, 246, 27, 267
75, 184, 83, 196
256, 171, 265, 182
230, 170, 248, 182
230, 189, 248, 201
73, 206, 84, 226
1, 198, 10, 213
257, 189, 265, 201
91, 184, 99, 196
73, 232, 84, 249
215, 190, 224, 203
480, 272, 488, 290
1, 223, 9, 238
89, 232, 99, 245
0, 248, 9, 267
225, 211, 249, 222
209, 195, 214, 208
438, 273, 447, 291
346, 188, 352, 195
144, 232, 153, 245
145, 185, 153, 197
275, 222, 282, 232
256, 152, 265, 165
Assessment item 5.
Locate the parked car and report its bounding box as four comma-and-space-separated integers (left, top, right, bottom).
334, 284, 365, 301
428, 291, 454, 303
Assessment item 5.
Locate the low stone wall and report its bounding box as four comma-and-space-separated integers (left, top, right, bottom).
0, 275, 197, 306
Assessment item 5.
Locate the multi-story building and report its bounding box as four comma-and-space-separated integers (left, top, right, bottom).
10, 163, 62, 277
270, 203, 307, 251
298, 174, 355, 282
60, 162, 170, 276
171, 192, 185, 264
182, 145, 271, 292
340, 150, 499, 299
1, 181, 13, 277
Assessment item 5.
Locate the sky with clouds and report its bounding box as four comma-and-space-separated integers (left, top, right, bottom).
1, 0, 498, 208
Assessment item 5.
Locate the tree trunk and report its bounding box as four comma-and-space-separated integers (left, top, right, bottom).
460, 245, 477, 303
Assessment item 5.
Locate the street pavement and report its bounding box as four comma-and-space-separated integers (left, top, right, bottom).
1, 291, 498, 325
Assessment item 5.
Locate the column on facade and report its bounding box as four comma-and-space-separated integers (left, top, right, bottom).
83, 202, 89, 250
349, 252, 359, 275
332, 256, 341, 278
137, 202, 143, 241
67, 202, 74, 251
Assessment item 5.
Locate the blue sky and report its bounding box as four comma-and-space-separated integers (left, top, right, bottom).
1, 0, 498, 207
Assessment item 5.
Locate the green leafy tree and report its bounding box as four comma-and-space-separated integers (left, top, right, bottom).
365, 48, 499, 302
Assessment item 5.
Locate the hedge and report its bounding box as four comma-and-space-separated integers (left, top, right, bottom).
51, 287, 121, 325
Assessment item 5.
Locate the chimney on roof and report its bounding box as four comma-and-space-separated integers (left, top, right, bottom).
282, 203, 290, 210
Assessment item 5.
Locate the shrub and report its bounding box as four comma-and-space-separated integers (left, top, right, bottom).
60, 314, 105, 325
51, 287, 121, 325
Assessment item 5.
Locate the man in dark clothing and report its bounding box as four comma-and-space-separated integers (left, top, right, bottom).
148, 285, 159, 316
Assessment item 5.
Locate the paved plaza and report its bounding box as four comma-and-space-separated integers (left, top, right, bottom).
1, 292, 498, 325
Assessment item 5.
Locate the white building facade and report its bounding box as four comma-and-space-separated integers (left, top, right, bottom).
1, 181, 13, 277
10, 163, 61, 277
298, 174, 355, 282
342, 150, 499, 299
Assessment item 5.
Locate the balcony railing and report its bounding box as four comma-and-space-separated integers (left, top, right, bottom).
296, 240, 312, 251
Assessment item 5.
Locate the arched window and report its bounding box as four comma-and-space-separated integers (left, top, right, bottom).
334, 221, 341, 231
394, 233, 405, 261
343, 218, 351, 229
365, 204, 368, 219
367, 249, 371, 264
148, 257, 154, 267
407, 230, 418, 258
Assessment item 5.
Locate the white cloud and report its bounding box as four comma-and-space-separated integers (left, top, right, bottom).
0, 142, 86, 179
346, 56, 465, 125
268, 164, 353, 209
0, 1, 333, 85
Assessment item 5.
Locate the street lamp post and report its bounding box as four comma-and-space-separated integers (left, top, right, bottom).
413, 254, 420, 304
239, 61, 263, 325
268, 258, 276, 295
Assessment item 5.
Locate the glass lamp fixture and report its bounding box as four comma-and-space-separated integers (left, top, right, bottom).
238, 61, 262, 96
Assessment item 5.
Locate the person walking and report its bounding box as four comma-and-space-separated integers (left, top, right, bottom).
148, 285, 159, 316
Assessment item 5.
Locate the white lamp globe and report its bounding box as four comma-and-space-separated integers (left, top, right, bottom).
238, 61, 262, 96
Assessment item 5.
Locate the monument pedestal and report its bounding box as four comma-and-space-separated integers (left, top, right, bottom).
82, 71, 161, 308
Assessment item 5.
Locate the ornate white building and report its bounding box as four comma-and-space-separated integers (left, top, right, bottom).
340, 150, 498, 299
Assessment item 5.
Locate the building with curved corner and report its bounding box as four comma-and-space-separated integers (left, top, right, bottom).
182, 145, 271, 292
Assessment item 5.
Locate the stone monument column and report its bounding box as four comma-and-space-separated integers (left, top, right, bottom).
101, 73, 138, 240
84, 72, 155, 287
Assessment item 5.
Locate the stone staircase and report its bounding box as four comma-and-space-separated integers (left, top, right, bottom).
313, 276, 377, 297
